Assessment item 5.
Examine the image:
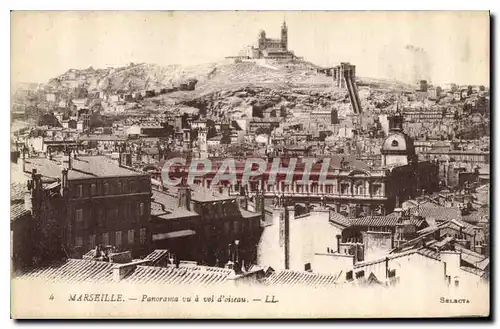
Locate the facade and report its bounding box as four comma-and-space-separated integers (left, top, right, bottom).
257, 205, 351, 273
23, 152, 153, 258
169, 154, 438, 218
150, 186, 262, 267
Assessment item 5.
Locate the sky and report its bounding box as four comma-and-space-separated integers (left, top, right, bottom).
11, 11, 490, 86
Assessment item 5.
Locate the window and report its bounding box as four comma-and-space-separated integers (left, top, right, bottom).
224, 222, 230, 235
90, 184, 97, 196
130, 204, 136, 223
108, 207, 118, 223
97, 209, 104, 227
117, 181, 122, 193
77, 185, 83, 197
104, 182, 110, 195
139, 203, 145, 216
115, 231, 122, 248
103, 233, 109, 246
371, 184, 381, 196
234, 221, 241, 235
129, 180, 136, 192
340, 183, 350, 194
128, 230, 135, 244
140, 228, 146, 244
75, 236, 83, 247
346, 271, 353, 281
354, 182, 365, 195
391, 140, 399, 147
122, 204, 128, 220
356, 270, 365, 279
89, 234, 96, 249
304, 263, 311, 271
75, 209, 84, 229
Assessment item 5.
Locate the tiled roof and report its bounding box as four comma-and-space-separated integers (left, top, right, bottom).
475, 258, 490, 271
443, 219, 480, 236
143, 249, 173, 266
454, 244, 487, 265
14, 259, 115, 283
408, 206, 461, 222
11, 203, 30, 222
264, 270, 340, 288
461, 208, 489, 224
357, 247, 441, 269
460, 266, 485, 277
24, 156, 146, 179
329, 212, 352, 228
151, 190, 199, 219
123, 265, 232, 285
349, 214, 423, 228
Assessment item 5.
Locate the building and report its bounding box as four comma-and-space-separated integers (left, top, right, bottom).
257, 204, 352, 273
227, 21, 297, 61
380, 110, 418, 167
149, 185, 262, 267
21, 152, 153, 258
169, 154, 438, 219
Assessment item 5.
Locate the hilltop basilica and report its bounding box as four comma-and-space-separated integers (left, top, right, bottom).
227, 20, 298, 61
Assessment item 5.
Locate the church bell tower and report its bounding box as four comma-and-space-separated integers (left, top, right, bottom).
281, 20, 288, 50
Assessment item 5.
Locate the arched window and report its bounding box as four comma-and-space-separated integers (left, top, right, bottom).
354, 181, 365, 195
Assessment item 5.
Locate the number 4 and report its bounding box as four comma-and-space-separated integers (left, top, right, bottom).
49, 294, 54, 300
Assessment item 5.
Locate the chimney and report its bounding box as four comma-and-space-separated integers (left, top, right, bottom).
21, 147, 26, 173
234, 240, 240, 264
112, 260, 148, 282
62, 150, 72, 170
61, 168, 69, 196
286, 205, 295, 221
24, 191, 32, 212
353, 244, 358, 264
336, 234, 341, 253
177, 185, 191, 211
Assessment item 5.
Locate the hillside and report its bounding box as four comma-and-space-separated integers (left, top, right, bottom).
46, 60, 411, 118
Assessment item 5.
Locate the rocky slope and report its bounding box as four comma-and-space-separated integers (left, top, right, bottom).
48, 60, 411, 118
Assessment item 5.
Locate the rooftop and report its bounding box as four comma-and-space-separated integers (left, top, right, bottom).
11, 202, 31, 222
264, 269, 341, 288
349, 213, 424, 228
407, 205, 461, 222
24, 155, 146, 180
124, 265, 232, 285
14, 259, 115, 283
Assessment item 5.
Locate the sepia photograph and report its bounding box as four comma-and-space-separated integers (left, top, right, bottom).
9, 10, 490, 319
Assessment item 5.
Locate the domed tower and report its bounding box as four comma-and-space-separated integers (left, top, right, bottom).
380, 104, 417, 167
281, 20, 288, 50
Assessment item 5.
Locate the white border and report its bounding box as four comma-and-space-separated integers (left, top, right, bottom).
2, 1, 497, 327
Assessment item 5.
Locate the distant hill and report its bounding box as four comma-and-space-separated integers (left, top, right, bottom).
44, 60, 413, 118
48, 60, 414, 94
47, 60, 337, 93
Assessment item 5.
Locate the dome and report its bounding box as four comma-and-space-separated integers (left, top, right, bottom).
259, 30, 266, 38
381, 132, 415, 155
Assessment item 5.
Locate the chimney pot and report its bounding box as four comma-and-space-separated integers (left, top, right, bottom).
336, 234, 341, 253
